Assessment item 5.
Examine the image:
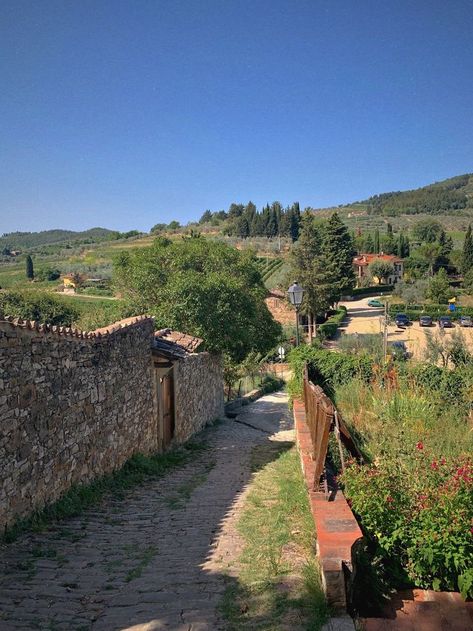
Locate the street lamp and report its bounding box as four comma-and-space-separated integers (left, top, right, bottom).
288, 281, 304, 346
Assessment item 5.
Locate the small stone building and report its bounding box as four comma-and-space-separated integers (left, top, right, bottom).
0, 316, 224, 532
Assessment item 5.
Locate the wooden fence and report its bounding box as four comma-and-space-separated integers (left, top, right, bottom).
302, 364, 363, 492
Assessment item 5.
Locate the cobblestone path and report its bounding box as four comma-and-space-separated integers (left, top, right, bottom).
0, 392, 293, 631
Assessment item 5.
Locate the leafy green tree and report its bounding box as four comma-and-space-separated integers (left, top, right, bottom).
150, 223, 167, 233
0, 289, 79, 325
426, 268, 451, 304
199, 210, 213, 224
414, 243, 442, 276
364, 234, 374, 253
462, 225, 473, 274
25, 255, 34, 280
167, 220, 181, 230
412, 219, 443, 243
113, 238, 281, 363
289, 202, 301, 242
368, 259, 395, 284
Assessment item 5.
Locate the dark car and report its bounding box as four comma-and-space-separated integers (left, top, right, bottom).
389, 341, 409, 360
459, 315, 473, 327
394, 313, 410, 327
438, 316, 454, 329
419, 315, 432, 327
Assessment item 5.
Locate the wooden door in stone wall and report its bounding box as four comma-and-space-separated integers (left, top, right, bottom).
161, 371, 175, 448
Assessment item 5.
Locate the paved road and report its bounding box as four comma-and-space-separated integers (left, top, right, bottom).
0, 394, 292, 631
339, 296, 473, 360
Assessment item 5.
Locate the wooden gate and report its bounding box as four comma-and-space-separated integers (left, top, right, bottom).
161, 371, 175, 449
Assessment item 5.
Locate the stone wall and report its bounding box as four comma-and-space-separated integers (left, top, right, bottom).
173, 353, 224, 443
0, 316, 158, 532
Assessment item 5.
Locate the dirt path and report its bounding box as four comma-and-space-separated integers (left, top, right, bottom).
0, 393, 293, 631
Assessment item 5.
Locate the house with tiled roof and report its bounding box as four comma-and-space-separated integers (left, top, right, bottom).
353, 253, 403, 286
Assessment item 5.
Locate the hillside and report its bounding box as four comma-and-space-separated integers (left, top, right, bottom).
0, 227, 133, 251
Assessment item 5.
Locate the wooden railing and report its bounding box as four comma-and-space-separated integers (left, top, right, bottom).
302, 364, 363, 492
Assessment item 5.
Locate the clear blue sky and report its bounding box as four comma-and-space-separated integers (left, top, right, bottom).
1, 0, 472, 233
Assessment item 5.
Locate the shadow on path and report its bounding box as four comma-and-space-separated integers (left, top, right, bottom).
0, 392, 295, 631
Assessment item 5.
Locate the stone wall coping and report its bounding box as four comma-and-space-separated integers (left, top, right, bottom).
0, 314, 154, 341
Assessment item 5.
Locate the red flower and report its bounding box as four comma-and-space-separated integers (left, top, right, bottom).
431, 461, 438, 470
386, 496, 394, 503
440, 458, 446, 465
416, 441, 424, 450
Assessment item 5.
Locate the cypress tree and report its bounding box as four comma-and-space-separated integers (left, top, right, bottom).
387, 223, 393, 237
322, 212, 356, 296
289, 203, 301, 242
364, 234, 374, 253
373, 229, 380, 254
26, 255, 34, 280
462, 225, 473, 273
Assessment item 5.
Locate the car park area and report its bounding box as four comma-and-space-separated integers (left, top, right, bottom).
339, 296, 473, 359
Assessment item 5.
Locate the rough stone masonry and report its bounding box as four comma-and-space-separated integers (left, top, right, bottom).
0, 316, 224, 532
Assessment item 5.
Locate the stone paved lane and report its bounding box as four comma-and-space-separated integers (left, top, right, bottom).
0, 392, 292, 631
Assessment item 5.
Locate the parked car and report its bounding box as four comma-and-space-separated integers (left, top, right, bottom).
438, 316, 454, 328
394, 313, 410, 327
459, 315, 473, 327
367, 299, 383, 307
389, 341, 409, 360
419, 315, 433, 327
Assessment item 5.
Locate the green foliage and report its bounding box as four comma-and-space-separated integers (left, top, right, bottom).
34, 267, 61, 281
25, 255, 34, 280
342, 449, 473, 598
0, 227, 119, 251
318, 307, 347, 340
426, 268, 452, 304
287, 345, 372, 400
368, 259, 395, 284
113, 237, 281, 362
412, 219, 443, 243
462, 225, 473, 274
351, 284, 394, 297
0, 289, 79, 326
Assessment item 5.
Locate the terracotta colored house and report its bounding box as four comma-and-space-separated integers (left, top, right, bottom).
353, 253, 403, 286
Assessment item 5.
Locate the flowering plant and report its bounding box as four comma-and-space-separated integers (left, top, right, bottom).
341, 442, 473, 599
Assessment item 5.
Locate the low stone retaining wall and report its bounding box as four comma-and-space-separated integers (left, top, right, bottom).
293, 399, 362, 613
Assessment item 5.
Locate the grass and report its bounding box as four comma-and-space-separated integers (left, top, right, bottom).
220, 444, 328, 630
164, 459, 216, 509
2, 441, 206, 544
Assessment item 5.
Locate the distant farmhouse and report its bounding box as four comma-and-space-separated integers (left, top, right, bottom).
353, 253, 403, 286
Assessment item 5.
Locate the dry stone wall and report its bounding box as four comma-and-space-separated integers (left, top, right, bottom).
0, 317, 158, 532
173, 353, 224, 443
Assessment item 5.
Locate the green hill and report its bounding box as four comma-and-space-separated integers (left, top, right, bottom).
0, 227, 137, 251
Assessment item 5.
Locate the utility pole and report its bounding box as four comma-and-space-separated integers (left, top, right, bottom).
383, 299, 389, 362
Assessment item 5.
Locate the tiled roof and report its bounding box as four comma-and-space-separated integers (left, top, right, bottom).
353, 253, 402, 267
154, 329, 203, 353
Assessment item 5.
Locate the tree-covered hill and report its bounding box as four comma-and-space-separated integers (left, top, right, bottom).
338, 173, 473, 218
0, 227, 141, 251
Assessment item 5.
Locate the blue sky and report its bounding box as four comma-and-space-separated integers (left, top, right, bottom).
1, 0, 472, 233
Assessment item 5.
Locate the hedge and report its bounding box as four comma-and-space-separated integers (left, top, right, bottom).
388, 304, 473, 321
350, 285, 394, 298
318, 306, 347, 340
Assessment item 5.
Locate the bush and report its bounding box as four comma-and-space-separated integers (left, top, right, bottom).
260, 374, 284, 394
350, 285, 394, 298
342, 448, 473, 598
318, 306, 347, 340
0, 290, 79, 326
388, 304, 473, 321
287, 345, 372, 400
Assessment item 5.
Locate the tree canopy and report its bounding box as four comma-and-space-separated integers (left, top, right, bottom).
113, 236, 281, 362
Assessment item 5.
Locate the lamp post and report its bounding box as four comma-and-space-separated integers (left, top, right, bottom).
288, 281, 304, 346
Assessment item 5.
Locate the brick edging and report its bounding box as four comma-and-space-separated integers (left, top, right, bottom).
293, 399, 362, 613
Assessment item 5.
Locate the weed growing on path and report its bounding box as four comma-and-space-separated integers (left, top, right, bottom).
2, 441, 207, 543
220, 445, 328, 630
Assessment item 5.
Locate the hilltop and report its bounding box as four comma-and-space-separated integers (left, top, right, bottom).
0, 227, 142, 252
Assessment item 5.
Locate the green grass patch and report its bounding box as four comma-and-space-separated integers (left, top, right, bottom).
220, 444, 328, 630
2, 442, 206, 544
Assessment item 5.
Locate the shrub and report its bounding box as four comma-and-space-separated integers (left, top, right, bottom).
0, 290, 79, 326
342, 449, 473, 598
318, 306, 347, 340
